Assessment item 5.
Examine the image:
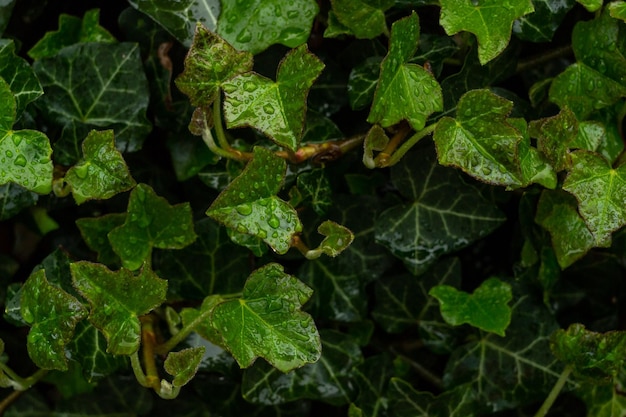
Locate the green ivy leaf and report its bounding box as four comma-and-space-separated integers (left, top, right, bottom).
514, 118, 557, 190
175, 24, 253, 108
242, 330, 363, 405
223, 45, 324, 151
352, 355, 393, 417
27, 9, 116, 59
212, 263, 321, 372
367, 12, 443, 131
109, 183, 197, 271
609, 1, 626, 22
529, 107, 578, 172
362, 124, 389, 168
551, 323, 626, 382
562, 150, 626, 246
76, 213, 126, 268
439, 0, 534, 64
579, 381, 626, 417
576, 0, 603, 11
164, 347, 206, 387
535, 190, 596, 268
128, 0, 219, 46
388, 378, 476, 417
512, 0, 575, 42
217, 0, 318, 54
429, 277, 512, 336
0, 0, 15, 37
0, 39, 43, 117
328, 0, 393, 39
33, 42, 151, 163
305, 221, 354, 259
21, 270, 87, 370
207, 147, 302, 254
64, 130, 136, 205
0, 78, 53, 194
0, 183, 38, 221
375, 146, 505, 275
348, 57, 382, 111
70, 261, 167, 355
180, 295, 225, 347
292, 168, 332, 216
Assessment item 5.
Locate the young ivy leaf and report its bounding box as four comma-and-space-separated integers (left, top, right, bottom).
529, 107, 578, 172
222, 44, 324, 151
108, 183, 197, 271
21, 270, 87, 371
207, 147, 302, 254
212, 263, 321, 372
175, 24, 253, 108
164, 347, 206, 388
70, 261, 167, 355
180, 295, 226, 347
328, 0, 393, 39
305, 220, 354, 259
609, 1, 626, 22
576, 0, 602, 12
439, 0, 534, 64
512, 118, 557, 190
64, 130, 136, 205
0, 77, 53, 194
563, 150, 626, 246
429, 277, 513, 336
363, 124, 389, 169
367, 12, 443, 131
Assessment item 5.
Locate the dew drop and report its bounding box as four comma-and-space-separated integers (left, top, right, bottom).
5, 150, 12, 158
482, 167, 492, 176
229, 97, 243, 107
14, 155, 27, 167
257, 229, 267, 239
272, 231, 279, 238
287, 10, 298, 18
223, 84, 237, 94
236, 204, 253, 216
268, 299, 282, 311
417, 102, 426, 111
11, 136, 22, 146
300, 319, 310, 328
237, 223, 248, 234
243, 81, 257, 92
236, 28, 252, 43
268, 216, 280, 229
238, 192, 246, 199
586, 79, 595, 92
74, 165, 89, 179
263, 104, 275, 114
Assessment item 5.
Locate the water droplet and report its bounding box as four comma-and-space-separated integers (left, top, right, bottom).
236, 204, 253, 216
243, 81, 257, 92
417, 102, 426, 111
268, 299, 282, 311
137, 214, 152, 228
74, 165, 89, 179
268, 216, 280, 229
257, 229, 267, 239
238, 192, 246, 199
287, 10, 298, 18
586, 79, 595, 92
229, 97, 243, 107
263, 104, 275, 114
300, 319, 310, 328
237, 223, 248, 234
482, 167, 492, 176
272, 231, 279, 238
11, 136, 22, 146
223, 84, 237, 94
5, 150, 12, 158
236, 28, 252, 43
14, 155, 27, 167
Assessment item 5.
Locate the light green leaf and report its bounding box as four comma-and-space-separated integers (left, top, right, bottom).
212, 263, 321, 372
429, 277, 512, 336
439, 0, 534, 64
21, 270, 87, 370
305, 220, 354, 259
0, 39, 43, 116
529, 107, 578, 172
64, 130, 136, 205
609, 1, 626, 22
175, 23, 253, 108
576, 0, 603, 11
362, 124, 389, 168
563, 150, 626, 246
217, 0, 318, 54
223, 45, 324, 151
207, 147, 302, 254
164, 347, 206, 387
70, 261, 167, 355
571, 121, 606, 154
128, 0, 220, 46
367, 12, 443, 131
109, 184, 197, 271
27, 9, 116, 59
76, 213, 126, 268
329, 0, 393, 39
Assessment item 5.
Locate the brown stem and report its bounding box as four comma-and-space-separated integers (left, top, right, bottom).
375, 122, 412, 167
140, 315, 161, 390
0, 390, 23, 414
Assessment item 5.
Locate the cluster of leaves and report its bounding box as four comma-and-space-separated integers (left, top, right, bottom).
2, 0, 626, 415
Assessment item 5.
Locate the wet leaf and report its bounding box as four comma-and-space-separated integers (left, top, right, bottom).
212, 263, 321, 372
109, 183, 196, 270
329, 0, 393, 39
76, 213, 126, 268
128, 0, 220, 46
27, 9, 116, 59
388, 378, 476, 417
21, 269, 87, 370
375, 145, 505, 275
64, 130, 136, 204
0, 78, 53, 194
217, 0, 318, 54
175, 24, 253, 108
0, 183, 38, 220
180, 295, 225, 347
439, 0, 534, 64
513, 0, 575, 42
223, 45, 324, 151
70, 261, 167, 355
609, 1, 626, 22
576, 0, 602, 11
363, 124, 389, 169
305, 220, 354, 259
293, 168, 332, 216
164, 346, 206, 387
579, 381, 626, 417
367, 12, 443, 131
529, 107, 578, 172
207, 147, 302, 254
0, 39, 43, 117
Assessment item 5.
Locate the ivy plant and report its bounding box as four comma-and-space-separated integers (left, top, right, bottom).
1, 0, 626, 416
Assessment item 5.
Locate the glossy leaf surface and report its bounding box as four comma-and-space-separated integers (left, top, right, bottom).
212, 263, 321, 372
513, 0, 575, 42
21, 270, 87, 370
0, 183, 37, 220
76, 213, 126, 267
388, 378, 476, 417
70, 262, 167, 355
223, 45, 324, 151
109, 184, 196, 270
306, 220, 354, 259
329, 0, 393, 39
64, 130, 136, 204
367, 12, 443, 131
0, 39, 43, 116
529, 107, 578, 172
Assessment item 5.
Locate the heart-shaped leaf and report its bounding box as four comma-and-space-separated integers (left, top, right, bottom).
305, 220, 354, 259
164, 347, 206, 387
0, 39, 43, 116
328, 0, 393, 39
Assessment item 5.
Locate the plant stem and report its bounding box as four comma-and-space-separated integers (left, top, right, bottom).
533, 365, 572, 417
200, 107, 251, 162
154, 307, 212, 355
516, 45, 573, 74
386, 123, 438, 167
130, 351, 150, 388
374, 123, 412, 167
140, 315, 161, 390
213, 94, 232, 151
0, 390, 23, 414
0, 368, 48, 414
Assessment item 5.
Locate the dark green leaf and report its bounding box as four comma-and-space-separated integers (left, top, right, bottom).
388, 378, 476, 417
329, 0, 393, 39
439, 0, 534, 64
367, 12, 443, 131
175, 24, 253, 108
375, 145, 505, 275
207, 147, 301, 254
217, 0, 318, 54
0, 0, 15, 37
70, 261, 168, 355
514, 118, 558, 189
128, 0, 219, 46
0, 183, 38, 220
27, 9, 116, 59
552, 323, 626, 382
212, 263, 321, 372
21, 269, 87, 370
513, 0, 575, 42
33, 42, 151, 163
180, 295, 225, 347
353, 355, 393, 417
242, 330, 362, 405
164, 346, 206, 387
529, 107, 578, 172
223, 45, 324, 151
293, 168, 332, 216
579, 380, 626, 417
348, 56, 382, 111
76, 213, 126, 267
64, 130, 136, 204
109, 183, 196, 270
0, 39, 43, 117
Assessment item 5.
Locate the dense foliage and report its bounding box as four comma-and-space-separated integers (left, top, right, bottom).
1, 0, 626, 415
